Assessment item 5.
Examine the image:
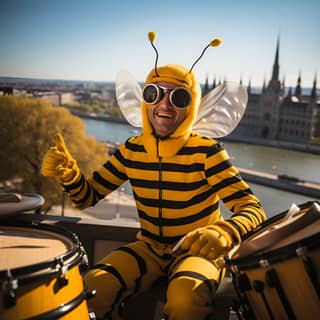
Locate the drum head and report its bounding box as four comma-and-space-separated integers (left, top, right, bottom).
230, 201, 320, 261
0, 225, 75, 271
0, 193, 44, 218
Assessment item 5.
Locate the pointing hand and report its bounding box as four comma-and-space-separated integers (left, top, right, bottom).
41, 134, 80, 183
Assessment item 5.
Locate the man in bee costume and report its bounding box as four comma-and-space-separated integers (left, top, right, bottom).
42, 32, 266, 319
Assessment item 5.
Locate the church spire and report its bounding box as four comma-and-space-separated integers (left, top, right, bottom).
294, 72, 302, 101
281, 76, 285, 96
247, 78, 252, 94
203, 73, 209, 96
271, 36, 280, 82
212, 76, 216, 89
287, 87, 292, 99
310, 73, 317, 102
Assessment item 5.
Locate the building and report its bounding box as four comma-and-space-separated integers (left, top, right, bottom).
204, 38, 320, 144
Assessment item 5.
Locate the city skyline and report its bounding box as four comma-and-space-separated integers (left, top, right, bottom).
1, 0, 319, 88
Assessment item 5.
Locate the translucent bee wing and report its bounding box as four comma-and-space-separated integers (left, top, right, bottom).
193, 81, 248, 138
115, 70, 143, 127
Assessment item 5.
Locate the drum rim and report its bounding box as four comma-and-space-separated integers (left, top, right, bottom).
0, 222, 85, 283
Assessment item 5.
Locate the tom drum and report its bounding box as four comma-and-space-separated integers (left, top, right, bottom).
226, 201, 320, 320
0, 222, 91, 319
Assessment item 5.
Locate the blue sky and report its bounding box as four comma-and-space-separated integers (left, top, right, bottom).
1, 0, 319, 87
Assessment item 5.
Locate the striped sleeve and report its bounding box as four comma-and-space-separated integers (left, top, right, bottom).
62, 143, 128, 209
205, 142, 266, 241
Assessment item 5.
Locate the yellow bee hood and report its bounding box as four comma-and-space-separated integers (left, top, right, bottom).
141, 64, 201, 158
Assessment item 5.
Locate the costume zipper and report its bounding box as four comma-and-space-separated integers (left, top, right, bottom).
157, 138, 164, 238
159, 157, 163, 237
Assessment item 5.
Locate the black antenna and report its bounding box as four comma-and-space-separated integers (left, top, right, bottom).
148, 32, 159, 77
189, 38, 222, 73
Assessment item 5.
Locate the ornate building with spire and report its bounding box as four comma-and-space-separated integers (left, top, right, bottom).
204, 38, 320, 144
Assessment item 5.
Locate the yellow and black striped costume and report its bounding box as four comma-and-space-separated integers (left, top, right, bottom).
64, 134, 264, 246
60, 64, 266, 320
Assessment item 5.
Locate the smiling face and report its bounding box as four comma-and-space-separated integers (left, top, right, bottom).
147, 82, 188, 137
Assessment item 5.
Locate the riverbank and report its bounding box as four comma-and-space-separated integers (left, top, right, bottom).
238, 167, 320, 199
69, 108, 128, 124
69, 108, 320, 155
223, 135, 320, 155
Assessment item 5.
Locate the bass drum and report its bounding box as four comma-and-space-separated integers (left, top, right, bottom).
0, 222, 91, 320
226, 201, 320, 320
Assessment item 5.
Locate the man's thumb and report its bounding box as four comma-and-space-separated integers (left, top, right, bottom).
54, 134, 67, 152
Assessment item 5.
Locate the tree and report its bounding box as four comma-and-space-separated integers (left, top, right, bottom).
0, 96, 108, 207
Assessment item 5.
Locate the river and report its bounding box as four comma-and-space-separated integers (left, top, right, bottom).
83, 117, 319, 217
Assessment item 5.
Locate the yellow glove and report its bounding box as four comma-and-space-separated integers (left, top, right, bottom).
41, 134, 80, 184
179, 224, 234, 260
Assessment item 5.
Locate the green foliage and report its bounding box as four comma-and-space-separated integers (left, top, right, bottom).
0, 96, 108, 207
65, 102, 93, 113
65, 101, 123, 118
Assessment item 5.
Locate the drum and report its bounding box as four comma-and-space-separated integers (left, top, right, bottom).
226, 201, 320, 320
0, 193, 45, 218
0, 222, 91, 320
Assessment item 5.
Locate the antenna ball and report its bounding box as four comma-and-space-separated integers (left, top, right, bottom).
210, 38, 222, 47
148, 31, 156, 43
